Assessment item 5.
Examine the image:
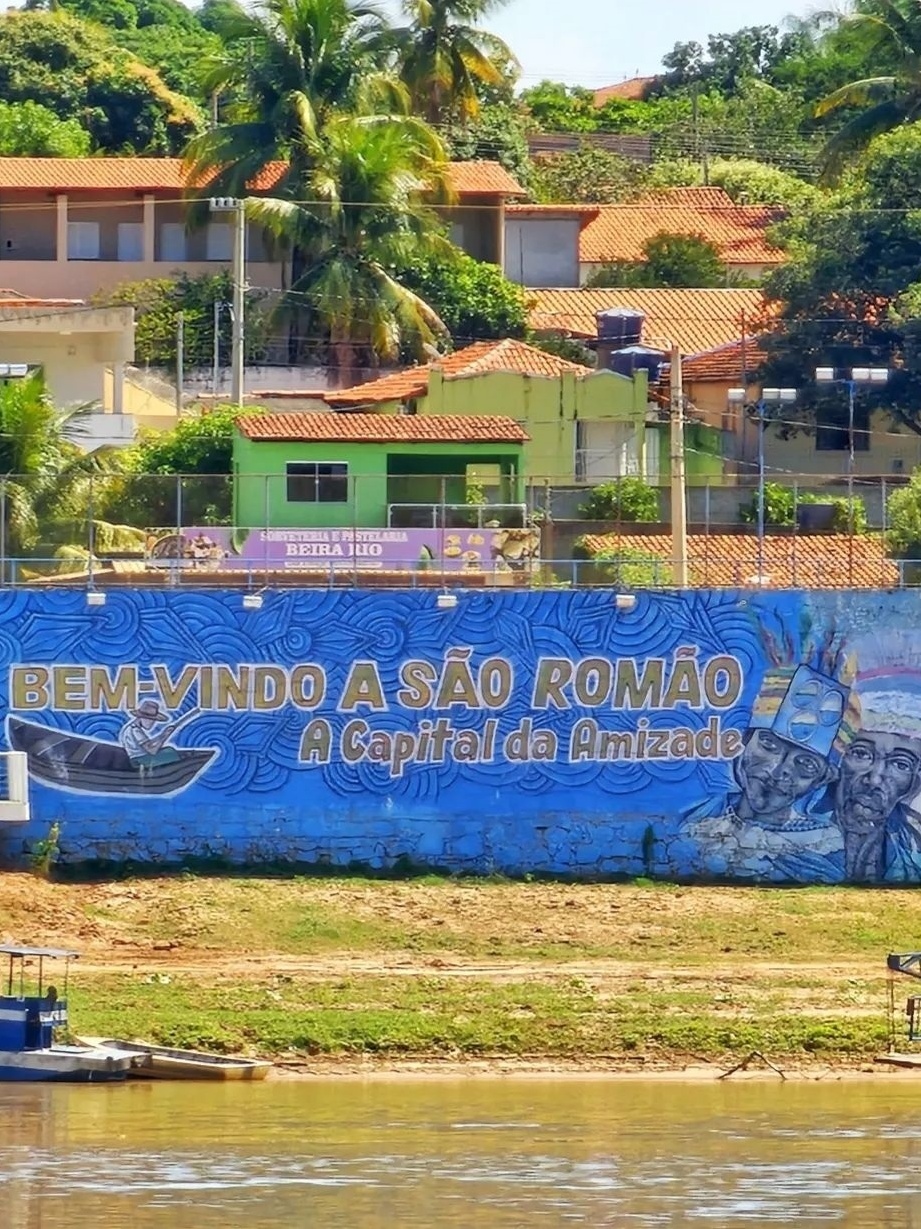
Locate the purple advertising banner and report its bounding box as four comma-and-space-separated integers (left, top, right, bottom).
146, 526, 541, 573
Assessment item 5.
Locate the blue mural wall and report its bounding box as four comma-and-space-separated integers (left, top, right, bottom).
1, 587, 920, 883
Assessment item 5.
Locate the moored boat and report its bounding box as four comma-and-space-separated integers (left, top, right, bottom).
0, 946, 134, 1083
80, 1038, 272, 1081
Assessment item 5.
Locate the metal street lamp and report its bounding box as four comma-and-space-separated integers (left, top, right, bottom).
209, 197, 246, 407
728, 385, 798, 586
815, 366, 889, 521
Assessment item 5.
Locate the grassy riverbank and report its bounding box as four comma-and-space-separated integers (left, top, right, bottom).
2, 873, 919, 1070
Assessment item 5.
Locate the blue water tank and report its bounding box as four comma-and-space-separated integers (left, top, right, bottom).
609, 344, 665, 381
595, 308, 645, 346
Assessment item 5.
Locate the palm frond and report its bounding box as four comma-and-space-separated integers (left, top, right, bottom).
819, 96, 912, 181
815, 75, 900, 117
2, 481, 40, 553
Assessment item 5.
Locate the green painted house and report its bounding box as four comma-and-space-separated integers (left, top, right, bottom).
233, 412, 528, 529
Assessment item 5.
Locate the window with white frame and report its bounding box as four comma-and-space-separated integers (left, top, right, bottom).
286, 462, 349, 503
117, 222, 144, 262
160, 223, 187, 262
67, 221, 99, 260
206, 222, 232, 261
576, 420, 640, 481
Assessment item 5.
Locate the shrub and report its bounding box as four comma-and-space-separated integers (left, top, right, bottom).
579, 478, 659, 522
888, 468, 921, 556
587, 546, 668, 587
739, 482, 867, 532
739, 481, 796, 526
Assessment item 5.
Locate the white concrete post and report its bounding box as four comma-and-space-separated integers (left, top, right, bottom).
112, 362, 125, 416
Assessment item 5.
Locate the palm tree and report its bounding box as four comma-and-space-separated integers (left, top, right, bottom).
815, 0, 921, 177
185, 0, 399, 200
185, 0, 454, 373
0, 372, 134, 571
247, 114, 451, 383
393, 0, 517, 125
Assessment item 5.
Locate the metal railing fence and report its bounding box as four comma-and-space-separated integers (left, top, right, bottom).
0, 469, 917, 590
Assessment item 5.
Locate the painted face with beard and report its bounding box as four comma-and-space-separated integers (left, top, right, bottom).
836, 732, 921, 832
734, 728, 830, 821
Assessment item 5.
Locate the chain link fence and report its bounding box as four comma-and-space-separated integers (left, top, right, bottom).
1, 471, 918, 589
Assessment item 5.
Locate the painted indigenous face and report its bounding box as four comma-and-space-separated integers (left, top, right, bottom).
735, 728, 829, 819
836, 731, 921, 831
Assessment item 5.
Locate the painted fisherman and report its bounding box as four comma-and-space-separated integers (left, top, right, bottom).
119, 700, 181, 768
828, 669, 921, 882
679, 664, 848, 882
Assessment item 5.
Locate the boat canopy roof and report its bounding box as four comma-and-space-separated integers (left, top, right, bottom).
0, 945, 79, 960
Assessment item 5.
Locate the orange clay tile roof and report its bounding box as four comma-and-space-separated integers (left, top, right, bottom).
637, 187, 743, 209
527, 287, 772, 354
0, 157, 523, 197
593, 77, 660, 105
578, 532, 899, 590
505, 203, 600, 216
319, 338, 587, 406
0, 295, 85, 308
578, 198, 785, 266
680, 338, 767, 383
235, 412, 529, 444
0, 157, 287, 192
444, 160, 526, 196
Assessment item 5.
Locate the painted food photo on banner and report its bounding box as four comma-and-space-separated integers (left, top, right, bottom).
0, 587, 919, 883
144, 526, 542, 575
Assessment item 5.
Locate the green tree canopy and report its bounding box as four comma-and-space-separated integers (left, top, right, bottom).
0, 10, 201, 153
660, 25, 814, 96
888, 468, 921, 555
530, 145, 651, 204
247, 114, 451, 383
519, 80, 597, 132
761, 123, 921, 439
394, 249, 527, 346
0, 99, 90, 155
130, 404, 252, 475
25, 0, 223, 102
442, 102, 532, 188
586, 232, 729, 289
96, 404, 264, 528
97, 273, 272, 371
636, 156, 821, 209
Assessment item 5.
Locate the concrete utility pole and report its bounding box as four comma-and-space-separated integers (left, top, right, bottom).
212, 300, 222, 396
669, 343, 688, 587
209, 197, 246, 407
231, 202, 245, 408
175, 311, 184, 416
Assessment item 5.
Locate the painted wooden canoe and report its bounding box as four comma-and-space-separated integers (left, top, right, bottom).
7, 717, 216, 796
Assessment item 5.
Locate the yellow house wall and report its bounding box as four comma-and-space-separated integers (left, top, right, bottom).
0, 333, 109, 407
421, 367, 647, 481
102, 368, 179, 424
690, 380, 921, 482
762, 409, 921, 479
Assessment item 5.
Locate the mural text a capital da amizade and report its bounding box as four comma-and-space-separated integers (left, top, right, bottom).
1, 588, 919, 884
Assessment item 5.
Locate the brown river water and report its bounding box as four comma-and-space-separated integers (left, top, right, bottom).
2, 1077, 921, 1227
